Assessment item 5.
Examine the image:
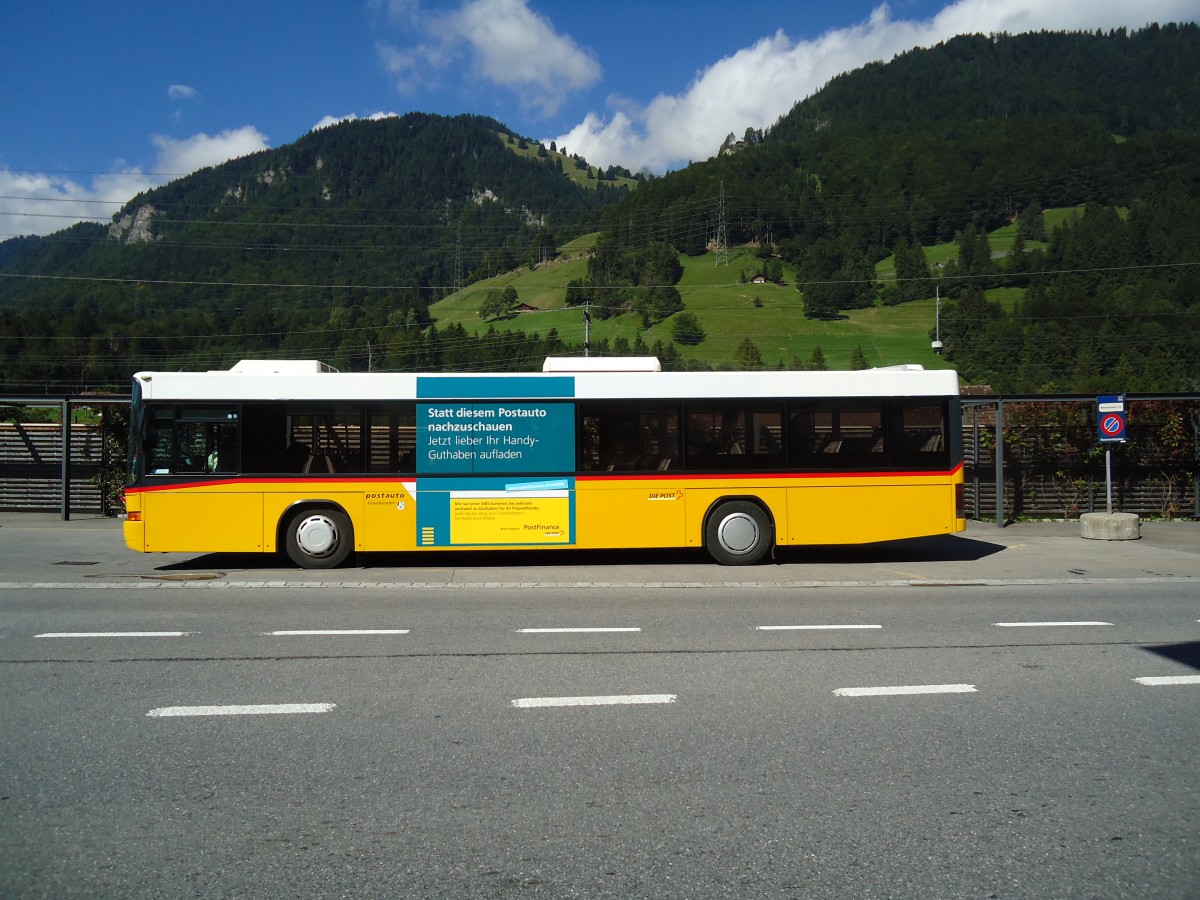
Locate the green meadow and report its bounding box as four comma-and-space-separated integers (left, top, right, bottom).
433, 247, 951, 370
430, 210, 1082, 370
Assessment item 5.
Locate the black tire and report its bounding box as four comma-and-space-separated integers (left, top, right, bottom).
283, 507, 353, 568
704, 500, 772, 566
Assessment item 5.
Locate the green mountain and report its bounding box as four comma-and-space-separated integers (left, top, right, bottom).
0, 113, 631, 389
2, 26, 1199, 391
771, 25, 1200, 139
577, 24, 1200, 389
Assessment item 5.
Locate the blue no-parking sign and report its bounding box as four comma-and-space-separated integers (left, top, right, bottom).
1097, 394, 1127, 443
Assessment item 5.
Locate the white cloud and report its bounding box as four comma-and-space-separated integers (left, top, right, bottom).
149, 125, 269, 175
0, 167, 153, 239
168, 84, 197, 101
377, 0, 600, 116
312, 111, 400, 131
377, 40, 451, 95
0, 126, 270, 238
370, 0, 421, 25
450, 0, 600, 115
556, 0, 1200, 173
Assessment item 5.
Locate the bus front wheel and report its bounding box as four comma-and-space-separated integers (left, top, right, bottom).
283, 507, 353, 568
704, 500, 772, 566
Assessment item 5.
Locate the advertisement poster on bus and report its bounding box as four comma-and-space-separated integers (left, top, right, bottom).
412, 385, 577, 547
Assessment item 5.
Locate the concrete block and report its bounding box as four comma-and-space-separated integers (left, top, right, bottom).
1080, 512, 1141, 541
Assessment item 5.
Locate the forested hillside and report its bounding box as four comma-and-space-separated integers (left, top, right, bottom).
583, 24, 1200, 390
2, 26, 1199, 392
0, 114, 630, 389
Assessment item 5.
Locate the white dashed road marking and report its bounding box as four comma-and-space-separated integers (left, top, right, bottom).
512, 694, 676, 708
36, 631, 194, 638
146, 703, 336, 717
1133, 675, 1200, 686
994, 621, 1112, 627
262, 629, 410, 636
756, 624, 882, 631
517, 627, 641, 633
834, 684, 977, 697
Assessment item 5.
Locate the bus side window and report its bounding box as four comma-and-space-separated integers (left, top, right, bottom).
289, 405, 364, 473
788, 403, 884, 468
240, 404, 289, 473
686, 404, 782, 469
368, 405, 417, 473
147, 408, 177, 474
891, 401, 948, 466
578, 404, 679, 472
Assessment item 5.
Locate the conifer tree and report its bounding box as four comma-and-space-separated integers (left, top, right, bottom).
733, 338, 764, 370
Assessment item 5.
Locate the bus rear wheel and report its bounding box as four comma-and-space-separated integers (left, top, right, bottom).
705, 500, 772, 566
283, 507, 353, 568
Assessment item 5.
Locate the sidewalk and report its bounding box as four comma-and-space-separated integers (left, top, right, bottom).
0, 514, 1197, 587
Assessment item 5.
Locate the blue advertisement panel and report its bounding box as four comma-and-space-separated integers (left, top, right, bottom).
416, 375, 574, 399
411, 376, 579, 547
417, 401, 575, 474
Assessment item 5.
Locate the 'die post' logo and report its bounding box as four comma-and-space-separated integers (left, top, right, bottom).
647, 490, 683, 502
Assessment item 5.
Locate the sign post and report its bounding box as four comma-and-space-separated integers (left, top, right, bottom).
1096, 394, 1127, 515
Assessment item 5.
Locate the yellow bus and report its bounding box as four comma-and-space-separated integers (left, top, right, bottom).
123, 357, 965, 567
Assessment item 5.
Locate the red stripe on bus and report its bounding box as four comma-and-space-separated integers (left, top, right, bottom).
125, 474, 413, 494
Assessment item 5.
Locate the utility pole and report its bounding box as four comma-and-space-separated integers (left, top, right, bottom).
932, 286, 943, 354
584, 300, 591, 357
714, 181, 728, 267
452, 223, 463, 293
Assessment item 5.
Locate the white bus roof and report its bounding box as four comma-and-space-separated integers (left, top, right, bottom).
132, 358, 960, 402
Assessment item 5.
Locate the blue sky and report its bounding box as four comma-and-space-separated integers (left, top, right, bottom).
3, 0, 1198, 238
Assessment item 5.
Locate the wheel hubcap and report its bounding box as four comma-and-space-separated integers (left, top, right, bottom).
295, 515, 338, 557
717, 513, 759, 555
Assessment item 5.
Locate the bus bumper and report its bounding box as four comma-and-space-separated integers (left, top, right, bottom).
123, 493, 145, 552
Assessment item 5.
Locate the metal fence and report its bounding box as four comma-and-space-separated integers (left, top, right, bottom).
0, 422, 108, 514
0, 394, 128, 518
962, 395, 1200, 523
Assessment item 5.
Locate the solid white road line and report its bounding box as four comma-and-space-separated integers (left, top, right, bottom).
834, 684, 977, 697
146, 703, 336, 717
36, 631, 193, 638
262, 629, 410, 635
993, 621, 1112, 627
756, 625, 882, 631
517, 627, 641, 633
1133, 675, 1200, 686
512, 694, 676, 708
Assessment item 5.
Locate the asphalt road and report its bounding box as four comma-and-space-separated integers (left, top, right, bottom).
1, 516, 1198, 898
